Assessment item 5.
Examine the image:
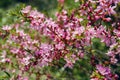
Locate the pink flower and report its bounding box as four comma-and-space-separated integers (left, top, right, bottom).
110, 57, 118, 64
103, 17, 111, 22
21, 6, 31, 14
90, 78, 99, 80
114, 29, 120, 37
10, 48, 20, 54
23, 77, 29, 80
96, 65, 111, 75
29, 10, 44, 19
78, 51, 84, 58
21, 56, 31, 65
72, 26, 85, 38
64, 60, 74, 69
64, 54, 78, 69
101, 36, 116, 46
2, 25, 12, 31
35, 43, 53, 67
55, 42, 65, 50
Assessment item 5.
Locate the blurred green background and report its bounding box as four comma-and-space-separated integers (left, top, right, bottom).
0, 0, 80, 26
0, 0, 57, 26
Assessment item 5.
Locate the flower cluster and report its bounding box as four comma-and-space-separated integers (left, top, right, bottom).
1, 0, 120, 79
91, 65, 118, 80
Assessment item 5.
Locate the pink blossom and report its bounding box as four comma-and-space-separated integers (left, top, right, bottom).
78, 51, 84, 58
55, 41, 65, 50
21, 6, 31, 14
2, 25, 12, 31
64, 60, 74, 69
110, 57, 118, 64
96, 65, 111, 75
90, 78, 99, 80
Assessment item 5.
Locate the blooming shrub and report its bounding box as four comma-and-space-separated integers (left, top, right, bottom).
0, 0, 120, 80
